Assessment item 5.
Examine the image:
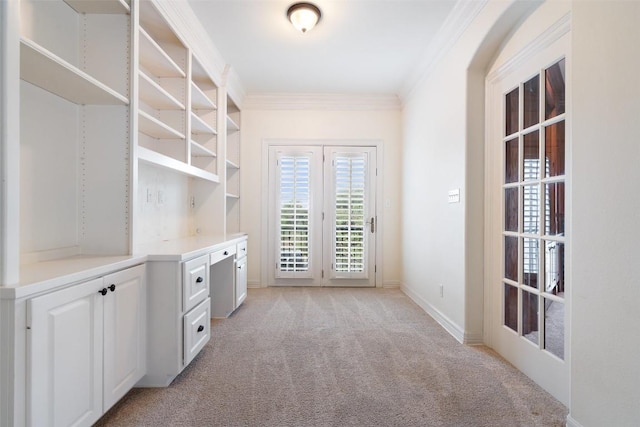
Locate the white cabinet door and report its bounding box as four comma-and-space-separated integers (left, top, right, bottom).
29, 278, 104, 427
102, 265, 146, 411
235, 255, 247, 307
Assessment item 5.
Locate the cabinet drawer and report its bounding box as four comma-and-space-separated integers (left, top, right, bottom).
183, 298, 211, 366
210, 245, 235, 265
236, 240, 247, 258
183, 255, 209, 312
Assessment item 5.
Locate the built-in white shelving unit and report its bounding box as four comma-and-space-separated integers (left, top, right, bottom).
225, 95, 241, 234
2, 1, 244, 424
18, 0, 132, 266
136, 2, 224, 187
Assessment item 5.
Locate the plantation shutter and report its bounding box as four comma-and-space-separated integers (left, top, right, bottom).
276, 153, 312, 278
332, 153, 368, 278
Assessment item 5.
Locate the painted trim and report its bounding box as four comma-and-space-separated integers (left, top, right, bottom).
1, 0, 20, 285
382, 280, 401, 289
566, 415, 584, 427
247, 280, 262, 289
464, 332, 484, 345
401, 283, 466, 344
400, 0, 488, 103
243, 93, 401, 111
486, 11, 571, 84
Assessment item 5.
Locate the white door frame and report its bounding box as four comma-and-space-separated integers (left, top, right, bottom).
484, 16, 571, 405
261, 139, 384, 288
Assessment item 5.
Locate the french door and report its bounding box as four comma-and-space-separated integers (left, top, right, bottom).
485, 30, 570, 404
268, 145, 376, 287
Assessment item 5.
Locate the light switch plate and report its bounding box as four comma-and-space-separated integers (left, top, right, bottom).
448, 189, 460, 204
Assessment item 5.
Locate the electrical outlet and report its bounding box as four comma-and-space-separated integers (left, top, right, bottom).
146, 188, 153, 204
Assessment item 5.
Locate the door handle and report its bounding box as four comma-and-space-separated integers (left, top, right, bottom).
366, 217, 375, 233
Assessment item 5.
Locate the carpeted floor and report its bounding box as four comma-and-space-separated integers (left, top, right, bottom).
96, 288, 568, 426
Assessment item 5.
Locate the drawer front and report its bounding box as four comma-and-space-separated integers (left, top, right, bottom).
236, 240, 248, 259
183, 255, 209, 312
210, 245, 235, 265
183, 298, 211, 366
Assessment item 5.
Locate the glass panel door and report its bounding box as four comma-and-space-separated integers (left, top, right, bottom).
268, 145, 376, 287
268, 146, 323, 286
502, 58, 567, 360
324, 147, 376, 287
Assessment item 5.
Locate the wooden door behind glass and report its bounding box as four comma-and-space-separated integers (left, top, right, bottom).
503, 58, 566, 360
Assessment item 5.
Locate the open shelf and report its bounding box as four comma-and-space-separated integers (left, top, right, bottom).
63, 0, 130, 14
226, 115, 240, 132
226, 159, 239, 169
138, 147, 219, 183
139, 27, 186, 78
20, 38, 128, 106
139, 71, 185, 110
191, 113, 217, 135
139, 110, 185, 139
191, 82, 217, 110
226, 193, 240, 199
191, 141, 216, 158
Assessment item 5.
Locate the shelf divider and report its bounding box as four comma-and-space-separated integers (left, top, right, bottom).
64, 0, 131, 14
139, 110, 185, 139
139, 27, 186, 78
138, 147, 219, 183
139, 71, 185, 110
20, 38, 129, 106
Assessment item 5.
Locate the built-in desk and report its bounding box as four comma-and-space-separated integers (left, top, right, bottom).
137, 233, 248, 387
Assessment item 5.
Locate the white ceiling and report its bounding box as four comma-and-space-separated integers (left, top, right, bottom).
187, 0, 458, 96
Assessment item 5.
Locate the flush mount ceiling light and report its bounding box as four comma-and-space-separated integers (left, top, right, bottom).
287, 2, 322, 34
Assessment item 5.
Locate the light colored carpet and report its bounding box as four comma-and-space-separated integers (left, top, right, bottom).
96, 288, 568, 426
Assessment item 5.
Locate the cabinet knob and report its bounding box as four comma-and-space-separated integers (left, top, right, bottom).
223, 251, 228, 256
196, 276, 204, 283
98, 288, 108, 296
108, 284, 116, 292
197, 325, 204, 333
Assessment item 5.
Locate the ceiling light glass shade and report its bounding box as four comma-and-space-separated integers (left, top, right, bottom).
287, 3, 321, 33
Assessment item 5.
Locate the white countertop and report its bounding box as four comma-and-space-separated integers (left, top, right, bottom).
135, 233, 246, 261
0, 233, 247, 300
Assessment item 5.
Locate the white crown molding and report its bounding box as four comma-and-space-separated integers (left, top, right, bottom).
152, 0, 246, 103
243, 93, 401, 111
223, 65, 246, 109
400, 0, 489, 104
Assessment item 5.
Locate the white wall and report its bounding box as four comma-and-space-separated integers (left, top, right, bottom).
240, 107, 402, 287
569, 1, 640, 425
400, 0, 533, 342
136, 164, 191, 245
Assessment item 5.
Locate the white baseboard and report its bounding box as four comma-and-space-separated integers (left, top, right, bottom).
464, 332, 484, 345
247, 280, 262, 289
401, 283, 466, 344
566, 414, 584, 427
382, 280, 401, 289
